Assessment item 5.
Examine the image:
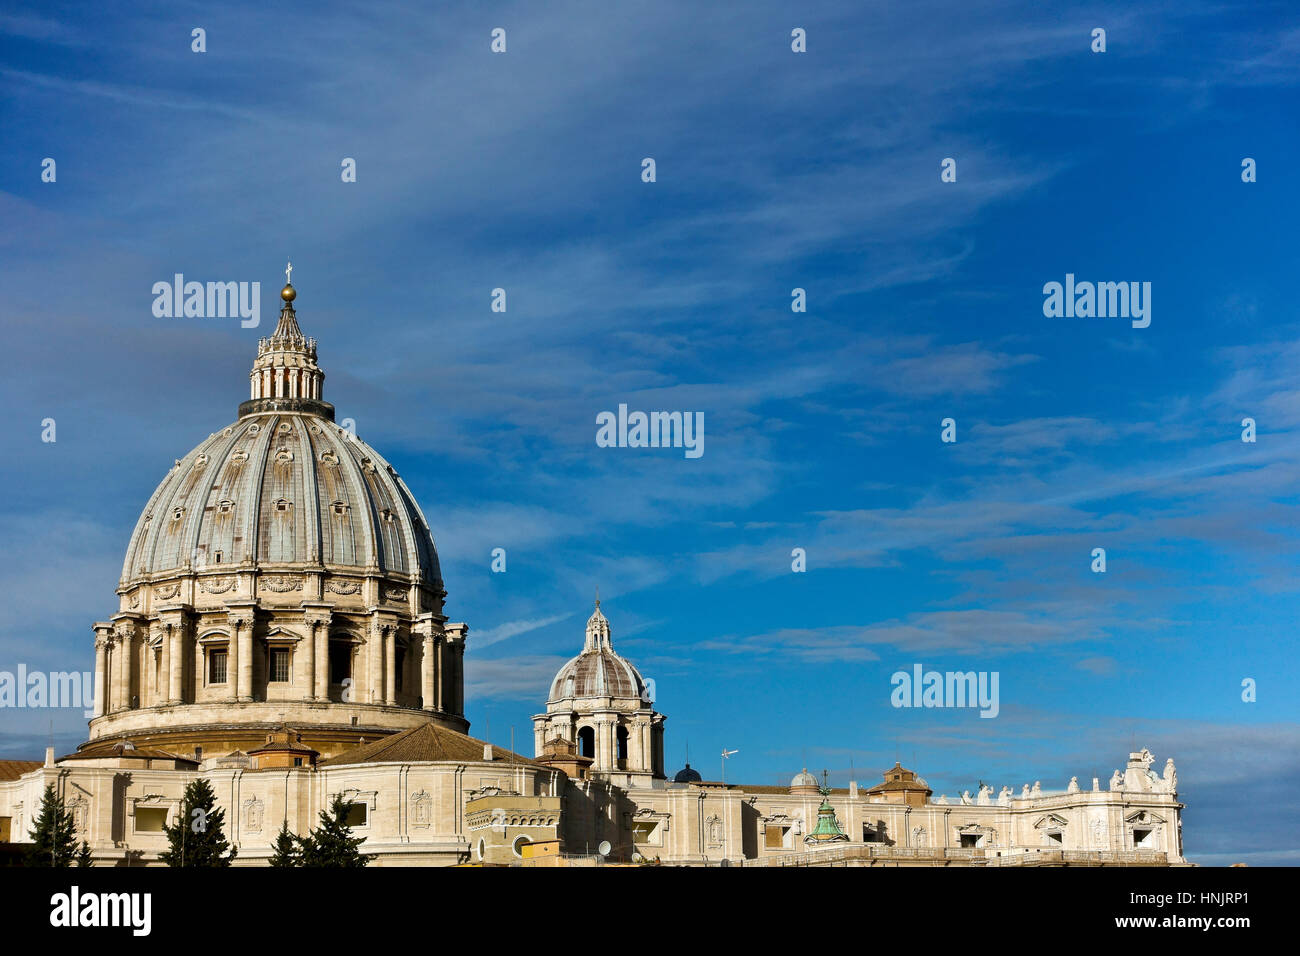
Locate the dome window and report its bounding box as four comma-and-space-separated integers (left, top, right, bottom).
230, 450, 249, 464
381, 508, 395, 523
274, 498, 292, 513
217, 499, 235, 515
170, 507, 185, 522
331, 501, 349, 517
320, 450, 339, 466
275, 448, 294, 463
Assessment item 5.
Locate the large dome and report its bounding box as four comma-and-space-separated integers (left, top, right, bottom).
83, 272, 467, 760
120, 414, 440, 585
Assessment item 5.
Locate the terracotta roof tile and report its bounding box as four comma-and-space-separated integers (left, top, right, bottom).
321, 722, 540, 768
0, 760, 42, 781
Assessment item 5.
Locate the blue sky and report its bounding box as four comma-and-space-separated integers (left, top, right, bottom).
1, 1, 1298, 865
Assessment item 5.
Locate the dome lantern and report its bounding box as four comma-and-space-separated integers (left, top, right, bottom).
240, 261, 333, 421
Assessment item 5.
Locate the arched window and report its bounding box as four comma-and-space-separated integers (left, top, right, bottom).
329, 639, 352, 685
616, 725, 629, 761
578, 726, 595, 759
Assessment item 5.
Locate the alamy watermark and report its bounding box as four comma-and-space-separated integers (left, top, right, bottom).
596, 404, 704, 459
1042, 273, 1150, 328
0, 665, 97, 717
890, 663, 999, 718
152, 274, 260, 328
50, 887, 151, 936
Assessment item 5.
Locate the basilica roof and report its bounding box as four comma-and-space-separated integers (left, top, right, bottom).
118, 284, 441, 587
0, 760, 42, 781
547, 601, 648, 702
321, 722, 539, 767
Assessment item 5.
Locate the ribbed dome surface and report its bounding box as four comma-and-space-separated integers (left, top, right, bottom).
549, 649, 646, 700
120, 413, 440, 585
548, 603, 647, 701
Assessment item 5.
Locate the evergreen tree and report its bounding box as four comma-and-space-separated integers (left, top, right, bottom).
298, 796, 373, 867
75, 840, 94, 868
26, 784, 77, 866
269, 821, 300, 867
159, 778, 237, 867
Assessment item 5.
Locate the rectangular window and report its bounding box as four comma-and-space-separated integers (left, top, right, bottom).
271, 648, 291, 683
344, 803, 368, 827
765, 826, 785, 849
135, 808, 168, 833
330, 643, 351, 684
209, 649, 228, 684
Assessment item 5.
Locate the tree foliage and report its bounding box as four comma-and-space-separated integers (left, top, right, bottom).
269, 821, 299, 867
159, 777, 237, 867
297, 796, 373, 867
27, 784, 77, 866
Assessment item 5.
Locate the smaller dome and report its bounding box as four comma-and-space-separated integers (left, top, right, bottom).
674, 763, 702, 783
547, 601, 647, 701
790, 768, 820, 792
